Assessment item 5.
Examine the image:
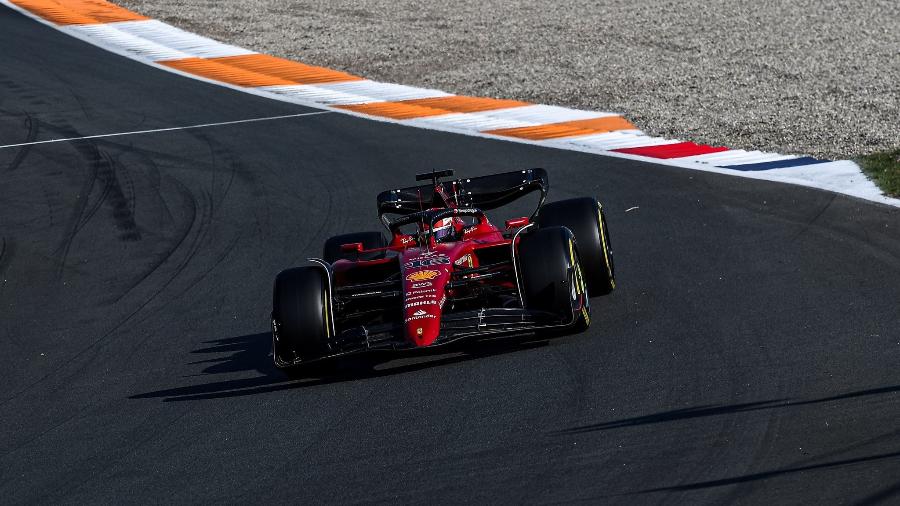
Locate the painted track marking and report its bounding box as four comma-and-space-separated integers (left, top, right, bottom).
0, 110, 331, 149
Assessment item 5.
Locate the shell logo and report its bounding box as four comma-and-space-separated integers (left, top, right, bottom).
406, 270, 439, 282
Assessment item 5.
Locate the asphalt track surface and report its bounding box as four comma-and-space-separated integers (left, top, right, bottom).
1, 8, 899, 505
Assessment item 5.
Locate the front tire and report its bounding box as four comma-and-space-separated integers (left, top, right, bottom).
518, 226, 590, 330
537, 197, 615, 295
272, 266, 332, 369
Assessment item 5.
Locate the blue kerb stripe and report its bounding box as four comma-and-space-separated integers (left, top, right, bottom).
722, 156, 830, 171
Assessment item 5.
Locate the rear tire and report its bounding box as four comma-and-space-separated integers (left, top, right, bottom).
272, 266, 331, 369
537, 197, 615, 295
323, 231, 387, 263
518, 226, 590, 329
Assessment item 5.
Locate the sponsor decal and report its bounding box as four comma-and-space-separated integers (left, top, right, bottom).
454, 254, 474, 267
404, 254, 450, 269
400, 236, 416, 245
405, 300, 437, 309
409, 289, 436, 295
411, 282, 432, 288
405, 313, 437, 322
405, 308, 437, 322
406, 270, 439, 282
416, 327, 423, 336
406, 293, 438, 301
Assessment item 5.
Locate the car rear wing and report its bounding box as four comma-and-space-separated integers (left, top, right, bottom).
376, 168, 549, 218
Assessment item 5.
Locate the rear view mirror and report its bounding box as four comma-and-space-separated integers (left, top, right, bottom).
504, 217, 530, 229
340, 242, 364, 253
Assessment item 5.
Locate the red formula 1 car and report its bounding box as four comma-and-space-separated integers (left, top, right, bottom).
271, 168, 615, 371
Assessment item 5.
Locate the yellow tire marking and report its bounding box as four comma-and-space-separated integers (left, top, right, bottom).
596, 204, 616, 290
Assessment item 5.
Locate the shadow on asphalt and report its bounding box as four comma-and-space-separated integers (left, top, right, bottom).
554, 385, 900, 501
554, 384, 900, 435
130, 331, 550, 402
631, 450, 900, 495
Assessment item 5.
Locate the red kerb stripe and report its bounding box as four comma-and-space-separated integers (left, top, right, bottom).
613, 142, 729, 159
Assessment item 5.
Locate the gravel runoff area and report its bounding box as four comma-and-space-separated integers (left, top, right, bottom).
117, 0, 899, 160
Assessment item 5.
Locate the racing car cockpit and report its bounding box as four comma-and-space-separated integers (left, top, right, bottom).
377, 168, 549, 247
386, 207, 478, 246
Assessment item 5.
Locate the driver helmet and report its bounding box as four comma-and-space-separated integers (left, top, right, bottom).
433, 217, 455, 241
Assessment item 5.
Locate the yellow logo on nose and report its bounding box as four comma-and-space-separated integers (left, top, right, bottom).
406, 270, 439, 282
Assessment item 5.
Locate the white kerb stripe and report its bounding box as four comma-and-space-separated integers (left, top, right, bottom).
406, 112, 535, 132
408, 105, 621, 133
262, 85, 372, 106
690, 150, 797, 164
467, 104, 617, 126
62, 23, 192, 61
261, 81, 449, 105
568, 133, 681, 150
313, 81, 451, 103
712, 153, 800, 166
109, 20, 253, 60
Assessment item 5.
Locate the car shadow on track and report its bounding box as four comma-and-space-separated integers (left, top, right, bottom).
130, 331, 551, 402
553, 383, 900, 435
553, 385, 900, 499
605, 450, 900, 499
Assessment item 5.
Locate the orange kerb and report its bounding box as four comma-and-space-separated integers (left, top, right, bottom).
336, 102, 453, 120
485, 116, 636, 140
159, 54, 362, 87
337, 95, 530, 119
400, 96, 530, 114
10, 0, 148, 25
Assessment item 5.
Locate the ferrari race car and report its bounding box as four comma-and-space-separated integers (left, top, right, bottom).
271, 168, 615, 371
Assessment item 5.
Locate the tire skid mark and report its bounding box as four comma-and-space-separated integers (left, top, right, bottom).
0, 76, 192, 404
2, 110, 38, 172
111, 171, 197, 304
114, 151, 139, 230
0, 237, 11, 314
184, 127, 241, 221
139, 148, 176, 225
19, 123, 142, 278
0, 78, 145, 278
95, 130, 253, 364
52, 136, 100, 279
25, 179, 214, 398
79, 139, 225, 308
0, 165, 212, 407
0, 81, 52, 176
0, 236, 9, 273
119, 232, 242, 366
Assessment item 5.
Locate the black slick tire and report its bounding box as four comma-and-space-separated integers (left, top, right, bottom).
518, 226, 589, 329
537, 197, 615, 295
272, 266, 331, 369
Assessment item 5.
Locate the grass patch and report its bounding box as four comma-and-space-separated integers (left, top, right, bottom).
858, 148, 900, 198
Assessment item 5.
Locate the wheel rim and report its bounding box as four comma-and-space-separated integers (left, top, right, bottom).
601, 213, 615, 280
570, 246, 590, 325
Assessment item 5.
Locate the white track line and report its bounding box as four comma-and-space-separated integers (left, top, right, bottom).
0, 111, 331, 149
